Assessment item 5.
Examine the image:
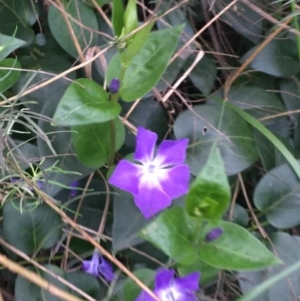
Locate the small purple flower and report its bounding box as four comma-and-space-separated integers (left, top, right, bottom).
135, 269, 200, 301
69, 180, 79, 197
109, 127, 190, 219
82, 251, 114, 282
109, 78, 120, 94
10, 177, 43, 190
205, 228, 223, 242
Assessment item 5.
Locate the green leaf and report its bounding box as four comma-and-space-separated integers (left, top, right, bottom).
0, 0, 39, 40
0, 33, 26, 61
220, 86, 286, 127
15, 265, 69, 301
177, 259, 219, 285
53, 78, 121, 126
123, 0, 138, 36
13, 54, 76, 113
280, 74, 300, 114
198, 221, 281, 270
254, 159, 300, 229
66, 271, 102, 299
107, 25, 183, 101
240, 39, 299, 77
0, 58, 21, 93
224, 100, 300, 181
3, 200, 62, 254
238, 233, 300, 301
186, 147, 230, 220
38, 98, 92, 197
121, 22, 154, 65
215, 0, 263, 44
112, 0, 125, 37
185, 55, 217, 95
112, 191, 148, 250
141, 208, 279, 270
48, 0, 99, 58
72, 117, 125, 168
121, 268, 155, 301
174, 101, 258, 176
140, 207, 199, 265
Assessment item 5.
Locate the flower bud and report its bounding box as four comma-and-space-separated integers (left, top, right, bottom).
109, 78, 120, 94
205, 228, 223, 242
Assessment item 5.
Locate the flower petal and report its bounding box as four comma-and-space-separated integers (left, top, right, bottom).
176, 292, 199, 301
134, 127, 157, 163
155, 138, 189, 166
135, 291, 156, 301
82, 260, 99, 277
134, 185, 171, 219
69, 180, 79, 197
155, 269, 175, 290
98, 256, 114, 282
174, 272, 200, 292
159, 165, 190, 200
109, 160, 142, 196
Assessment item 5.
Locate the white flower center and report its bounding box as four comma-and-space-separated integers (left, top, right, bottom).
158, 286, 182, 301
139, 160, 168, 188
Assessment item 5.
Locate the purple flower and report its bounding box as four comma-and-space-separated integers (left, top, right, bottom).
10, 178, 43, 190
69, 180, 79, 197
205, 228, 223, 242
82, 251, 114, 282
109, 127, 190, 219
109, 78, 120, 93
135, 269, 200, 301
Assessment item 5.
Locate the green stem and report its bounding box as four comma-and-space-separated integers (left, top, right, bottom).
194, 220, 203, 245
107, 64, 127, 167
291, 0, 300, 62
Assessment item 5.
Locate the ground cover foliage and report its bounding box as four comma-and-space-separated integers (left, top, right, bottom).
0, 0, 300, 300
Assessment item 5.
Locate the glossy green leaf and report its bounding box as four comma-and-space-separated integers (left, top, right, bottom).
140, 207, 199, 265
177, 259, 219, 285
0, 0, 38, 41
174, 101, 258, 176
112, 191, 147, 250
0, 58, 21, 93
198, 221, 281, 270
72, 117, 125, 168
13, 54, 76, 113
112, 0, 125, 37
121, 22, 154, 65
240, 39, 299, 77
220, 86, 286, 127
225, 100, 300, 181
121, 268, 155, 301
186, 147, 230, 220
66, 271, 102, 299
215, 0, 263, 44
48, 0, 98, 58
3, 200, 62, 254
185, 55, 217, 95
107, 25, 183, 101
0, 33, 26, 61
38, 97, 92, 197
239, 233, 300, 301
226, 204, 249, 227
254, 159, 300, 229
141, 207, 280, 270
123, 0, 138, 36
15, 265, 69, 301
53, 78, 121, 126
280, 74, 300, 114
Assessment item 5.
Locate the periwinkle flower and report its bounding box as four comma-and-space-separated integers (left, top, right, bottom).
69, 180, 79, 197
82, 251, 114, 282
135, 269, 200, 301
109, 78, 120, 94
205, 228, 223, 242
10, 177, 43, 190
109, 127, 190, 219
